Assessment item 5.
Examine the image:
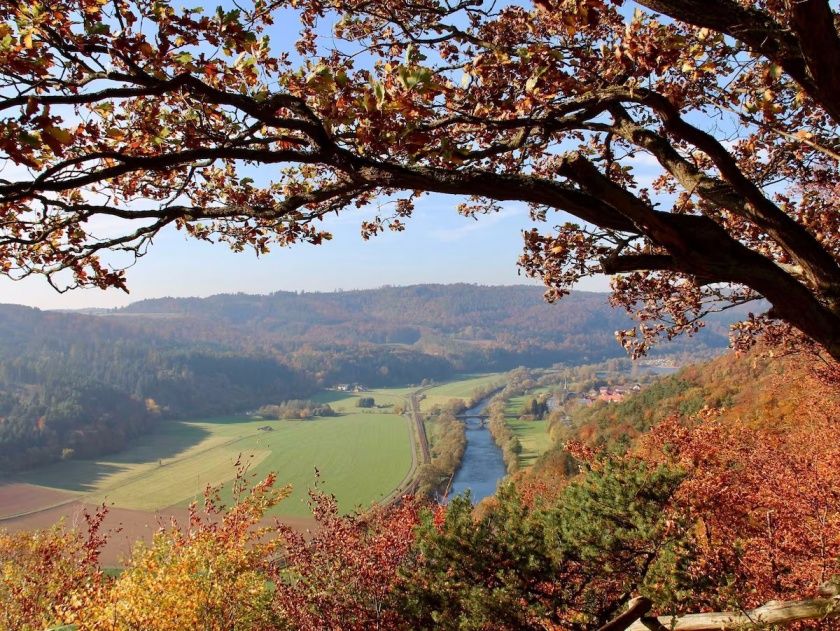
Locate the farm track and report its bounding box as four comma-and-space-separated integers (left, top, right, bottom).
379, 412, 419, 506
410, 390, 432, 465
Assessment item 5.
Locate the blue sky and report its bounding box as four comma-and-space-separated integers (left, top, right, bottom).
1, 194, 611, 310
0, 1, 653, 310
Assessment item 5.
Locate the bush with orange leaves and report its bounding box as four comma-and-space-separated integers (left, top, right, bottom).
635, 359, 840, 611
638, 409, 840, 614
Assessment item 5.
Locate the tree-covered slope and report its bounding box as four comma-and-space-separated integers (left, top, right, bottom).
0, 285, 746, 470
116, 284, 740, 365
533, 348, 839, 470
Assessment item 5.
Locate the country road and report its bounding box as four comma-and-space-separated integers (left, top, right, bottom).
409, 391, 431, 465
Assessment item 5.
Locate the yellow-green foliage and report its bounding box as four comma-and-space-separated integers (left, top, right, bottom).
73, 475, 287, 631
0, 524, 101, 631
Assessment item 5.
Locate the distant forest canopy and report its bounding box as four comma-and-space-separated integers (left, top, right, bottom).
0, 285, 747, 470
112, 284, 742, 358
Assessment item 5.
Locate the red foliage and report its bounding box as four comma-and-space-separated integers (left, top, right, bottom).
271, 490, 421, 630
640, 384, 840, 609
0, 504, 108, 629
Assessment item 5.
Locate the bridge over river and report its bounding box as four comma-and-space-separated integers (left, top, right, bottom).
448, 396, 506, 503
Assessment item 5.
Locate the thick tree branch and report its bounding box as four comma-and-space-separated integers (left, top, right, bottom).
626, 593, 840, 630
600, 253, 678, 275
597, 597, 654, 631
0, 147, 322, 200
352, 159, 641, 233
634, 0, 840, 125
607, 100, 840, 310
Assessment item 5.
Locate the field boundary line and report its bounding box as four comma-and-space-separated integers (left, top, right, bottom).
1, 426, 267, 522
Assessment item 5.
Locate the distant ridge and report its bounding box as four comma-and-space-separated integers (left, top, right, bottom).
108, 283, 742, 354
0, 284, 748, 470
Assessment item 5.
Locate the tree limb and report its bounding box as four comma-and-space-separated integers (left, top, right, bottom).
627, 594, 840, 630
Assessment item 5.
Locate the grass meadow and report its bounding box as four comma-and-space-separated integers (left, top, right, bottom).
12, 397, 412, 518
6, 374, 513, 520
504, 390, 553, 468
418, 373, 505, 410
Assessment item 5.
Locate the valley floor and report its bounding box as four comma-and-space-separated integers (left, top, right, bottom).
0, 374, 512, 564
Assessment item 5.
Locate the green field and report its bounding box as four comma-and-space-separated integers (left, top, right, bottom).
504, 390, 553, 468
418, 373, 505, 410
8, 375, 512, 519
312, 386, 416, 412
12, 394, 413, 518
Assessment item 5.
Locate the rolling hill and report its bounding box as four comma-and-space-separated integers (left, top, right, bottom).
0, 284, 746, 469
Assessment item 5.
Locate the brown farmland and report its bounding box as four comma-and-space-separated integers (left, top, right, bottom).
0, 485, 315, 566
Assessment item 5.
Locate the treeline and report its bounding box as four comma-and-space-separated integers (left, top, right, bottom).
120, 284, 741, 347
464, 380, 505, 409
415, 400, 467, 498
484, 368, 543, 473
286, 344, 455, 387
0, 380, 154, 470
486, 400, 521, 474
518, 396, 549, 420
0, 348, 310, 470
0, 307, 312, 471
257, 400, 337, 420
118, 285, 741, 373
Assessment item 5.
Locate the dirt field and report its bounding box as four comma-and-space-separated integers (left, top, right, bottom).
0, 483, 77, 518
0, 497, 316, 566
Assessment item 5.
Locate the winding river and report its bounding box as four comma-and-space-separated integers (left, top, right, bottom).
448, 396, 507, 503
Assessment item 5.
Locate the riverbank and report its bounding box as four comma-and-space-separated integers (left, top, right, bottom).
448, 395, 507, 503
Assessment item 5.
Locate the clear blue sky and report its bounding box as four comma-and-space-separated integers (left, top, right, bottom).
0, 1, 658, 310
0, 194, 611, 310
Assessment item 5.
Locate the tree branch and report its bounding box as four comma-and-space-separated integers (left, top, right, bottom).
627, 594, 840, 630
600, 253, 678, 275
597, 597, 654, 631
634, 0, 840, 125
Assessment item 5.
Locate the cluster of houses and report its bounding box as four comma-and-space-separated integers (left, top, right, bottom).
333, 383, 369, 392
555, 383, 643, 407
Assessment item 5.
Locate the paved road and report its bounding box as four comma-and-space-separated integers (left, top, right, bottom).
381, 387, 433, 504
409, 392, 431, 464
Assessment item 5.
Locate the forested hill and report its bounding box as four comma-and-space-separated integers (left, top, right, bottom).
527, 348, 840, 507
114, 284, 737, 360
0, 285, 743, 470
0, 305, 310, 470
554, 349, 835, 452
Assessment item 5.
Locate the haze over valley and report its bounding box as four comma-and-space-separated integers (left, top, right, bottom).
0, 284, 739, 471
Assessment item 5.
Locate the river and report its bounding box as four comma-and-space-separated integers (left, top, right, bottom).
448, 396, 507, 503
